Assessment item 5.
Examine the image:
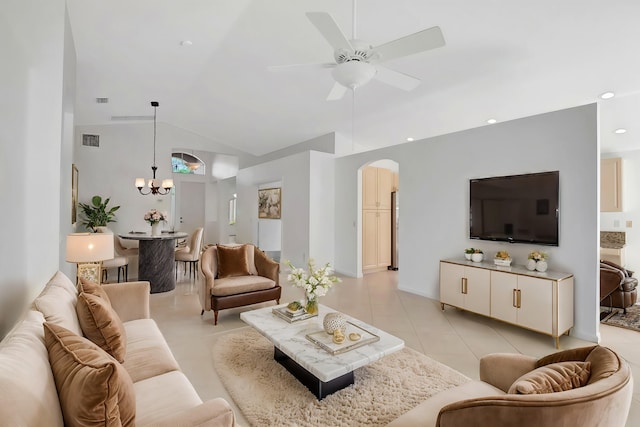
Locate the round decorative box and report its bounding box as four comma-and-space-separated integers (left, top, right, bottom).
323, 312, 347, 335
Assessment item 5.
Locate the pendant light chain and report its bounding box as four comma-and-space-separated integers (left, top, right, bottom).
152, 104, 157, 168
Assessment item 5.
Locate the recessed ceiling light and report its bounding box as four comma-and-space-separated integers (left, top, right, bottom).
600, 92, 615, 100
487, 118, 497, 124
406, 137, 414, 142
614, 128, 627, 134
180, 40, 193, 46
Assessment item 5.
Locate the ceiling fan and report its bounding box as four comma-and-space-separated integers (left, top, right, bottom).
270, 0, 446, 100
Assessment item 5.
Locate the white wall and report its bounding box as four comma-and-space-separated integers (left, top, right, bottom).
0, 0, 74, 338
236, 151, 336, 269
335, 104, 600, 343
601, 151, 640, 272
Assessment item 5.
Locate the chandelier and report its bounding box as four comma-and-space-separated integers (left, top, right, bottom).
135, 101, 173, 195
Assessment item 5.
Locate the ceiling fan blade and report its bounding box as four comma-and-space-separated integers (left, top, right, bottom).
373, 26, 445, 63
267, 62, 335, 72
326, 82, 348, 101
306, 12, 353, 51
374, 65, 421, 91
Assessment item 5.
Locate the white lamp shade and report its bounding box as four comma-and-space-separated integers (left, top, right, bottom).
162, 179, 174, 189
135, 178, 145, 188
66, 233, 114, 262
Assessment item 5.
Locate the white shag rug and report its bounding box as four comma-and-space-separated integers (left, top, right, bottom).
212, 328, 470, 427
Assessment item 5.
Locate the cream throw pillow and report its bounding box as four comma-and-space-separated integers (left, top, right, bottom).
44, 322, 135, 427
508, 361, 591, 394
76, 292, 127, 363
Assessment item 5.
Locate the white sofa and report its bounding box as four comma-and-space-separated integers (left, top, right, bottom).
0, 271, 235, 426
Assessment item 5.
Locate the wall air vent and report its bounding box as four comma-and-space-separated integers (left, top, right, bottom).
82, 134, 100, 147
96, 97, 109, 104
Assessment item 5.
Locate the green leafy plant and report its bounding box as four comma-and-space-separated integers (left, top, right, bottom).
78, 195, 120, 231
464, 248, 475, 254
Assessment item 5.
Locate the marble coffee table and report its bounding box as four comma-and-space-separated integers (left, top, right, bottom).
240, 304, 404, 399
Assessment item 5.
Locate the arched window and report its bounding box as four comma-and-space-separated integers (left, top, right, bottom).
172, 151, 205, 175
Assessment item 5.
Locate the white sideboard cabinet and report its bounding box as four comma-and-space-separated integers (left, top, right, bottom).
440, 260, 574, 348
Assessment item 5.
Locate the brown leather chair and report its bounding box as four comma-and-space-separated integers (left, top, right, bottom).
600, 260, 638, 313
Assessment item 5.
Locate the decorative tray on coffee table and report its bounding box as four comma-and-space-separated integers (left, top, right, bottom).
305, 322, 380, 355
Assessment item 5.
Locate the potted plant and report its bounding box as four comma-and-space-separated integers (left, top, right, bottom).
464, 248, 475, 260
527, 250, 548, 272
78, 195, 120, 232
471, 249, 484, 263
494, 250, 511, 266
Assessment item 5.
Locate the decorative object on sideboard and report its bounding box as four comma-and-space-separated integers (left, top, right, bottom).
464, 248, 475, 260
494, 250, 512, 267
323, 312, 347, 335
135, 101, 174, 195
286, 259, 341, 315
527, 250, 548, 272
471, 249, 484, 263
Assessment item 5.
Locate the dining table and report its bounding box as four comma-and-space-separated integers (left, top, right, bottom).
119, 231, 188, 293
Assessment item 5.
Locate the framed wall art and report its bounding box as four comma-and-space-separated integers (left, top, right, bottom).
72, 164, 78, 224
258, 187, 281, 219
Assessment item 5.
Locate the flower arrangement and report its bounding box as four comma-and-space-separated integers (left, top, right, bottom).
528, 250, 548, 261
474, 249, 483, 254
286, 259, 341, 314
495, 250, 510, 260
144, 209, 168, 225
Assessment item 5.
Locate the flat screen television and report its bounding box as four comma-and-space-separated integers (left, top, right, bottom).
469, 171, 559, 246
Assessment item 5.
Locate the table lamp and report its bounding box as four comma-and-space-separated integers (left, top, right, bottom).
66, 233, 114, 284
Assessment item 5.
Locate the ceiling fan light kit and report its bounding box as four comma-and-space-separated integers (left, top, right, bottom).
271, 0, 446, 100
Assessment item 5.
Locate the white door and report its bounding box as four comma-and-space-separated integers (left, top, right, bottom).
178, 182, 205, 238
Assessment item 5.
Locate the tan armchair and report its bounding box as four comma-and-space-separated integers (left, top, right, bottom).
175, 227, 204, 279
199, 244, 281, 325
389, 345, 633, 427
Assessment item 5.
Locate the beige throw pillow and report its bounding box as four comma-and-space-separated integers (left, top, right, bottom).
217, 244, 250, 278
76, 292, 127, 363
508, 361, 591, 394
44, 323, 135, 427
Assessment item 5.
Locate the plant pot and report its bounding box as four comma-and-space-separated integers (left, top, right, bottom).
464, 253, 472, 260
536, 260, 548, 272
526, 259, 537, 271
471, 253, 484, 263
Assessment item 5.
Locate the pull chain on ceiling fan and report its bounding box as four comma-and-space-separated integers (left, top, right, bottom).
269, 0, 446, 101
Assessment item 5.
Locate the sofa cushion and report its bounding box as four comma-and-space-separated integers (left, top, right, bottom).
211, 275, 276, 297
76, 292, 127, 363
217, 244, 251, 278
33, 278, 82, 336
44, 322, 135, 427
0, 311, 64, 427
78, 277, 111, 305
133, 370, 202, 426
122, 318, 180, 383
508, 361, 591, 394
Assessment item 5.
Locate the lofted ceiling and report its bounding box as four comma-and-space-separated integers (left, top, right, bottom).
66, 0, 640, 156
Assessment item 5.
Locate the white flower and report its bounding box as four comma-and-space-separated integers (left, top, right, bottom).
285, 259, 341, 300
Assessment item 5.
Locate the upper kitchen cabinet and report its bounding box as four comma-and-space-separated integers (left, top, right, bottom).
601, 157, 623, 212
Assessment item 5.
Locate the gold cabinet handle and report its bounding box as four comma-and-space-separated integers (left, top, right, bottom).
517, 289, 522, 308
513, 289, 517, 308
461, 277, 468, 294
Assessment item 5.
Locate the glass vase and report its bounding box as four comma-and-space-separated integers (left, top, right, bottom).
305, 294, 318, 315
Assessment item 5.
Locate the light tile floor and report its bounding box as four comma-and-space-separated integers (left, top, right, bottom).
148, 269, 639, 426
